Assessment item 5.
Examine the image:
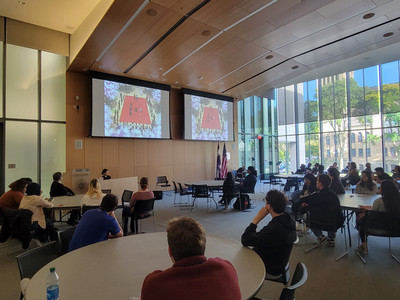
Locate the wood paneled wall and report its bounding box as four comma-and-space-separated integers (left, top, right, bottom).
65, 72, 238, 190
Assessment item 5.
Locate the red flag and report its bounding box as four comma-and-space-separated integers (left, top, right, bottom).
221, 143, 227, 179
216, 142, 221, 179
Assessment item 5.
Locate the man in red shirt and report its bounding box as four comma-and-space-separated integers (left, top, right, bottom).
141, 217, 241, 300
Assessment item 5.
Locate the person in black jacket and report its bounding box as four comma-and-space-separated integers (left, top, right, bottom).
327, 167, 345, 195
299, 174, 344, 247
240, 166, 257, 193
241, 190, 296, 278
219, 172, 237, 208
50, 172, 76, 225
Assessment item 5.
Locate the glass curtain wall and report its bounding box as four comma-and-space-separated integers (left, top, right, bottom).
237, 95, 278, 178
238, 59, 400, 174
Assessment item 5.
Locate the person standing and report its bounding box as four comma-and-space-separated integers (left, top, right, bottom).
141, 217, 241, 300
100, 169, 111, 180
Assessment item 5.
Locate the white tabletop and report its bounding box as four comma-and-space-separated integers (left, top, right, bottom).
25, 232, 265, 300
274, 174, 305, 179
338, 193, 380, 210
51, 194, 84, 210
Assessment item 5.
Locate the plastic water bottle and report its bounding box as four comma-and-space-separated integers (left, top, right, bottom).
46, 267, 59, 300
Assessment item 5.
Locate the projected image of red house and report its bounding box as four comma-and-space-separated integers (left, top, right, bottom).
119, 95, 151, 124
201, 107, 221, 130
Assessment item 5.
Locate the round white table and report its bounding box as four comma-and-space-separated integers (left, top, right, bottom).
25, 232, 265, 300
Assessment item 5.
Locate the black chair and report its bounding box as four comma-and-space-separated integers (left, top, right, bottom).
0, 209, 33, 249
191, 185, 216, 212
178, 182, 192, 205
265, 243, 294, 285
16, 241, 60, 279
278, 262, 308, 300
57, 227, 76, 255
156, 176, 171, 188
357, 210, 400, 264
172, 181, 180, 205
130, 198, 156, 234
81, 205, 100, 215
220, 184, 240, 208
101, 189, 111, 194
120, 190, 133, 235
270, 175, 284, 190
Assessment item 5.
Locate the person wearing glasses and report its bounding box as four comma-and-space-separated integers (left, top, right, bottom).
241, 190, 296, 280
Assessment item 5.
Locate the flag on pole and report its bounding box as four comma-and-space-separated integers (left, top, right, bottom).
221, 143, 228, 179
216, 142, 221, 179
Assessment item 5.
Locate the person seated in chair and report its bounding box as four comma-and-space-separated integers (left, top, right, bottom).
219, 172, 237, 208
19, 183, 56, 243
299, 174, 344, 247
355, 179, 400, 255
141, 217, 241, 300
50, 172, 77, 225
80, 179, 105, 207
241, 190, 296, 280
68, 193, 123, 252
240, 166, 257, 193
130, 177, 154, 233
0, 178, 29, 212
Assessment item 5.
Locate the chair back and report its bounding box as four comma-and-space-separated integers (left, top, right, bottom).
172, 181, 178, 193
101, 189, 111, 194
365, 210, 400, 237
121, 190, 133, 206
193, 185, 210, 198
156, 176, 171, 187
57, 227, 76, 255
133, 198, 155, 216
153, 190, 163, 200
16, 241, 59, 279
279, 262, 308, 300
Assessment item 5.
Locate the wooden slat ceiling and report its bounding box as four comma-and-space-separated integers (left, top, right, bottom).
68, 0, 400, 100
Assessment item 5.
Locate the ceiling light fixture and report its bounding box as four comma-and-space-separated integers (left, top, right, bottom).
265, 55, 274, 60
383, 32, 394, 37
201, 30, 211, 36
292, 66, 299, 70
146, 8, 158, 16
363, 13, 375, 19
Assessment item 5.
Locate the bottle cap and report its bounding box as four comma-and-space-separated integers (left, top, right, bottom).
50, 267, 56, 272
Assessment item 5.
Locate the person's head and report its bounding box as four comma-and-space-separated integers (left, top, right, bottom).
87, 179, 102, 197
26, 183, 41, 196
300, 164, 305, 169
100, 193, 118, 212
327, 167, 340, 180
53, 172, 62, 182
139, 177, 149, 189
393, 165, 400, 174
347, 162, 352, 168
333, 162, 338, 168
360, 170, 374, 190
304, 173, 316, 185
9, 179, 29, 193
19, 177, 33, 185
375, 167, 384, 175
167, 217, 206, 262
317, 174, 332, 190
247, 166, 257, 176
264, 190, 287, 214
318, 164, 324, 174
380, 180, 400, 219
350, 162, 357, 170
102, 169, 109, 176
365, 162, 371, 169
226, 172, 233, 180
314, 163, 319, 168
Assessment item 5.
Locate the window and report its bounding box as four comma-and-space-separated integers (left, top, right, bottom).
385, 148, 388, 156
367, 148, 371, 157
351, 133, 355, 143
358, 132, 363, 143
358, 148, 363, 157
351, 149, 356, 157
390, 147, 396, 156
326, 136, 330, 146
327, 149, 331, 157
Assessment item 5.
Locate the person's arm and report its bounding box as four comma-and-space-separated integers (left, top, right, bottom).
108, 211, 123, 238
241, 206, 269, 247
39, 196, 54, 209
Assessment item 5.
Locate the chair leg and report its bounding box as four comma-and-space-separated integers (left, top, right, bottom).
335, 226, 349, 261
389, 238, 400, 264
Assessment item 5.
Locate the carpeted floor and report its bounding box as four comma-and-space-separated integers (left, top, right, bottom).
1, 183, 400, 299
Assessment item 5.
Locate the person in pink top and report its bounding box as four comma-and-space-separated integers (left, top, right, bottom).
129, 177, 154, 233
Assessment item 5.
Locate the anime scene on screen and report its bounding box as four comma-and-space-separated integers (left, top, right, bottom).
103, 80, 165, 138
189, 95, 232, 141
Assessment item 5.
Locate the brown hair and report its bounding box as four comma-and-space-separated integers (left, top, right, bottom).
167, 217, 206, 262
140, 177, 148, 189
9, 179, 29, 192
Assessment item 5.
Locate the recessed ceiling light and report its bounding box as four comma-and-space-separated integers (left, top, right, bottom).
201, 30, 211, 37
291, 65, 299, 70
383, 32, 394, 37
363, 13, 375, 19
265, 55, 274, 60
146, 8, 158, 16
